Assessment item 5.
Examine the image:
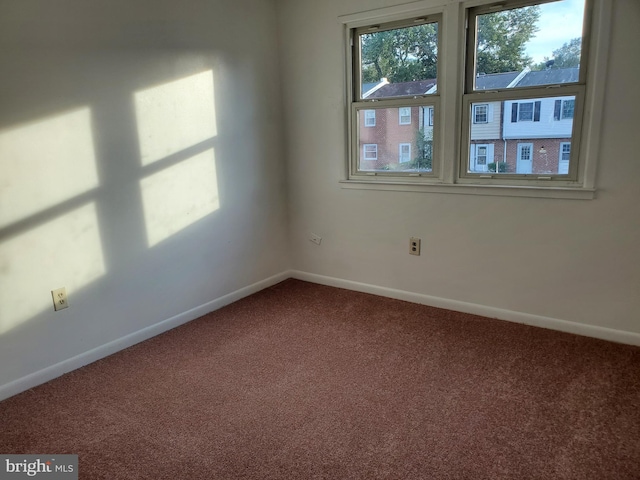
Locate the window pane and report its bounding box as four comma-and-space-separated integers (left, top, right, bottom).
467, 95, 575, 174
360, 22, 438, 99
358, 105, 434, 173
473, 0, 585, 90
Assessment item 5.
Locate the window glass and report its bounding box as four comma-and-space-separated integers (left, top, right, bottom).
357, 105, 434, 173
473, 0, 585, 90
467, 95, 575, 174
359, 21, 438, 99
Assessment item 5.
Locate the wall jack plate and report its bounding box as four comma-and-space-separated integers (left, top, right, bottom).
410, 237, 421, 256
52, 287, 69, 311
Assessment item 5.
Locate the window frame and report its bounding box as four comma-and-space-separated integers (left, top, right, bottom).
348, 14, 443, 182
339, 0, 611, 199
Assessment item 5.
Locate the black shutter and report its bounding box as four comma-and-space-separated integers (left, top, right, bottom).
511, 103, 518, 122
554, 100, 561, 120
534, 101, 541, 122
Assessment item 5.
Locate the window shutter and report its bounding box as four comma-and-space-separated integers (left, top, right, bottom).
554, 100, 561, 120
488, 104, 494, 123
487, 144, 495, 163
511, 103, 518, 122
534, 101, 541, 122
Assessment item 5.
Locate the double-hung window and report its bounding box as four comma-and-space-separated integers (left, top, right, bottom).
343, 0, 609, 197
349, 16, 441, 178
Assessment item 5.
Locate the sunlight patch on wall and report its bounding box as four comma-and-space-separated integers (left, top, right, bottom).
0, 108, 98, 229
140, 149, 219, 247
135, 70, 217, 166
0, 203, 106, 335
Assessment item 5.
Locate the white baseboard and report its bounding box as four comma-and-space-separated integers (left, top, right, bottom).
0, 271, 292, 402
291, 270, 640, 347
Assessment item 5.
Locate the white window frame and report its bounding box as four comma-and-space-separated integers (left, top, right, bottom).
475, 145, 488, 165
339, 0, 611, 199
473, 104, 488, 124
399, 143, 412, 163
399, 107, 412, 125
428, 107, 434, 126
363, 144, 378, 160
364, 109, 376, 127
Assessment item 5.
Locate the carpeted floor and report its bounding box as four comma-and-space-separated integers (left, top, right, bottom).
1, 279, 639, 479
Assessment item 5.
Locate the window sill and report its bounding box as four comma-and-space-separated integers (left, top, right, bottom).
339, 179, 596, 199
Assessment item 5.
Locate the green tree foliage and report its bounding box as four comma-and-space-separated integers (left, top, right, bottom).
360, 7, 541, 84
533, 37, 582, 70
361, 24, 438, 83
475, 6, 541, 74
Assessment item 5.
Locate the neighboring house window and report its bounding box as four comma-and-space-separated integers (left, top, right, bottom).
512, 101, 541, 122
554, 99, 575, 120
399, 107, 412, 125
474, 104, 488, 123
399, 143, 412, 163
363, 144, 378, 160
344, 0, 605, 197
364, 109, 376, 127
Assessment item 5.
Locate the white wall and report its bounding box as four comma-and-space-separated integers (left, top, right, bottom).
278, 0, 640, 336
0, 0, 290, 391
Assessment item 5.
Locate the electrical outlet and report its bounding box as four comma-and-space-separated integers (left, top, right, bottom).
309, 232, 322, 245
51, 287, 69, 311
410, 237, 421, 256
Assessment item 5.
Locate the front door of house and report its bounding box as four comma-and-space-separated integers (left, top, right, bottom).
516, 143, 533, 174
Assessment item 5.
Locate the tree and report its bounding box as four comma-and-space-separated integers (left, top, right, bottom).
475, 6, 541, 75
361, 23, 438, 83
360, 7, 540, 84
533, 37, 582, 70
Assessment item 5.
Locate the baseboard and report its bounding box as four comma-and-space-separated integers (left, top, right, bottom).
0, 271, 293, 402
291, 270, 640, 347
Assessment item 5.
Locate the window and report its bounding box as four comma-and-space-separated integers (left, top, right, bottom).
399, 107, 412, 125
427, 107, 434, 126
474, 104, 488, 123
562, 99, 575, 119
342, 0, 607, 198
349, 15, 440, 177
363, 144, 377, 160
364, 109, 376, 127
399, 143, 412, 163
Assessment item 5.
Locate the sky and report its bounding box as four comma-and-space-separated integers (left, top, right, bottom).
524, 0, 586, 63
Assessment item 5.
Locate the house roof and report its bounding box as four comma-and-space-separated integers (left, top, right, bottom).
515, 67, 579, 87
475, 71, 520, 90
367, 79, 436, 98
